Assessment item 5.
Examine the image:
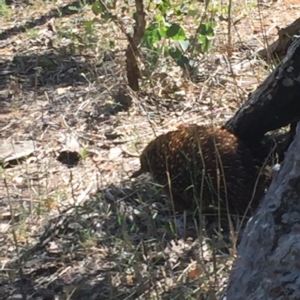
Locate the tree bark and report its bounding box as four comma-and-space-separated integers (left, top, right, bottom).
222, 122, 300, 300
125, 0, 146, 91
223, 36, 300, 146
258, 17, 300, 62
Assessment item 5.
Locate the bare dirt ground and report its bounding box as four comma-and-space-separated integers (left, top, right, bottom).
0, 0, 299, 299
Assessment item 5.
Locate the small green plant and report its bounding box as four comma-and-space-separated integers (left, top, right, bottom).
0, 0, 10, 17
56, 190, 67, 202
35, 202, 45, 215
80, 148, 88, 160
26, 28, 40, 39
79, 230, 97, 247
90, 0, 216, 76
141, 14, 215, 72
198, 21, 216, 54
92, 0, 116, 20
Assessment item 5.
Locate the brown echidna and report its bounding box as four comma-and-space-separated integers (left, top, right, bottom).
132, 125, 265, 216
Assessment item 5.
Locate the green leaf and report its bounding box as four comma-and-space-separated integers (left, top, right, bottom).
168, 47, 182, 60
196, 21, 216, 53
177, 55, 190, 69
166, 24, 186, 40
179, 40, 190, 52
156, 0, 171, 15
105, 0, 117, 9
198, 34, 210, 53
109, 39, 115, 48
159, 26, 167, 38
102, 11, 113, 21
92, 0, 113, 20
174, 8, 181, 16
142, 22, 164, 49
84, 20, 94, 34
198, 34, 206, 44
187, 9, 198, 17
199, 22, 216, 37
92, 0, 104, 15
68, 6, 79, 11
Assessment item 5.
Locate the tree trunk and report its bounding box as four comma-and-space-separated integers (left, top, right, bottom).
125, 0, 146, 91
222, 122, 300, 300
223, 36, 300, 146
258, 17, 300, 62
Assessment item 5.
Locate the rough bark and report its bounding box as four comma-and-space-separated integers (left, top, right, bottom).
223, 36, 300, 146
222, 122, 300, 300
125, 0, 146, 91
126, 38, 140, 91
258, 17, 300, 62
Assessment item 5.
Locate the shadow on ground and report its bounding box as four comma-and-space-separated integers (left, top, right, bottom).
0, 176, 240, 299
1, 1, 97, 42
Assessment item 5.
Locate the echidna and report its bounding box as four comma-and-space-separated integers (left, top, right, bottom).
132, 125, 265, 216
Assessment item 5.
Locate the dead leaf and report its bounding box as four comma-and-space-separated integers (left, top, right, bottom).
126, 274, 135, 286
109, 147, 122, 160
0, 140, 35, 161
56, 86, 72, 95
59, 133, 81, 153
188, 262, 202, 280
